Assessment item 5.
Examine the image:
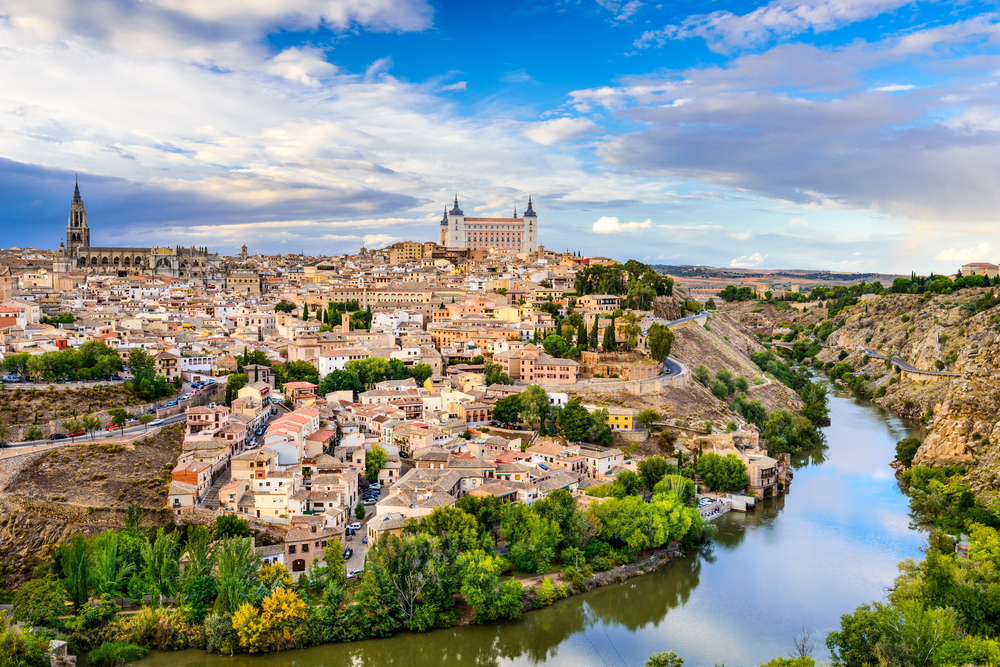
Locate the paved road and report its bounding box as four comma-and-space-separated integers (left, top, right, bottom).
662, 357, 684, 376
666, 310, 710, 327
4, 413, 188, 448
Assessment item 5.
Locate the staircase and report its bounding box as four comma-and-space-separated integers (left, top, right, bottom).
199, 469, 232, 510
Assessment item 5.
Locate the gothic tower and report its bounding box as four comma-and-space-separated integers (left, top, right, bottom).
66, 176, 90, 255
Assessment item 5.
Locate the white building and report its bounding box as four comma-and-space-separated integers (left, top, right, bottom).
439, 196, 538, 253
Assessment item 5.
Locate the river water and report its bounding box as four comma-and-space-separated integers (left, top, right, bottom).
143, 383, 924, 667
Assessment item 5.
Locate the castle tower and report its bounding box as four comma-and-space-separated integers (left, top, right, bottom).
66, 176, 90, 256
522, 195, 537, 252
438, 206, 449, 247
447, 195, 465, 249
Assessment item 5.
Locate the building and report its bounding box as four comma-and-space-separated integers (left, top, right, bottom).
226, 269, 262, 294
440, 196, 538, 253
494, 343, 579, 384
53, 179, 223, 282
960, 262, 1000, 279
0, 264, 12, 302
388, 241, 425, 264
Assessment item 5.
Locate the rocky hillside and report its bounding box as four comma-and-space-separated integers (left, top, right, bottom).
805, 288, 1000, 500
0, 426, 183, 586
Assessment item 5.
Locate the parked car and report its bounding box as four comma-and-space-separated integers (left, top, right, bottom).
248, 438, 258, 446
399, 451, 409, 459
49, 433, 67, 440
346, 522, 361, 530
363, 498, 377, 505
68, 430, 86, 437
105, 424, 117, 431
345, 527, 355, 536
2, 375, 21, 383
347, 569, 363, 579
255, 427, 265, 436
165, 401, 178, 407
342, 548, 353, 560
362, 535, 368, 544
370, 483, 382, 490
270, 407, 278, 415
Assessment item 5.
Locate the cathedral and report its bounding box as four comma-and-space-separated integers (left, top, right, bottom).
439, 195, 538, 253
54, 179, 223, 282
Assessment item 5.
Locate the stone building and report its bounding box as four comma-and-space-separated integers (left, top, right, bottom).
53, 180, 223, 283
440, 195, 538, 253
0, 264, 11, 302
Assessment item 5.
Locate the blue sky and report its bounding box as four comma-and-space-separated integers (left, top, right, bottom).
2, 0, 1000, 273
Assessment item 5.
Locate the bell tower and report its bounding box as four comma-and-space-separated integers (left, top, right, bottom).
66, 176, 90, 255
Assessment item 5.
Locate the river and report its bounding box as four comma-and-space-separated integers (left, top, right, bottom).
142, 382, 925, 667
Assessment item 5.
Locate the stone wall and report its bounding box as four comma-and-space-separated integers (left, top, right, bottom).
585, 542, 685, 588
0, 448, 50, 491
173, 506, 288, 544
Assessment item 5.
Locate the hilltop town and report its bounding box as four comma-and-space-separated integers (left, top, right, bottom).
0, 186, 810, 591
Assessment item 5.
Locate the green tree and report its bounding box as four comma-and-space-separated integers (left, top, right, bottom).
214, 537, 262, 615
519, 384, 549, 429
638, 456, 671, 490
134, 528, 182, 604
895, 438, 921, 467
59, 533, 91, 613
826, 602, 887, 667
636, 408, 659, 430
275, 300, 296, 313
62, 418, 83, 442
501, 505, 561, 574
139, 414, 155, 431
542, 335, 569, 358
483, 361, 513, 386
456, 550, 524, 624
762, 409, 820, 454
317, 369, 363, 396
694, 364, 712, 386
492, 395, 521, 423
108, 408, 130, 435
365, 445, 388, 483
602, 317, 617, 351
12, 575, 65, 626
355, 502, 366, 521
618, 312, 642, 350
614, 469, 643, 497
589, 318, 599, 350
696, 452, 749, 491
213, 514, 250, 540
557, 399, 592, 442
90, 531, 135, 598
577, 319, 588, 349
645, 652, 684, 667
127, 348, 156, 376
26, 426, 43, 441
876, 599, 956, 667
225, 373, 249, 406
302, 303, 309, 320
81, 415, 102, 439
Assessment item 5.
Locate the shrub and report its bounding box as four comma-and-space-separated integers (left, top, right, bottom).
895, 438, 921, 467
88, 643, 149, 667
533, 577, 556, 608
204, 612, 238, 656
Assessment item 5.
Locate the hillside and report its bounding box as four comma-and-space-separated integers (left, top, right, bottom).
0, 425, 183, 585
797, 288, 1000, 501
577, 310, 804, 454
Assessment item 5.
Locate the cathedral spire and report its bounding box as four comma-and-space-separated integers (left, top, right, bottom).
524, 194, 536, 217
73, 174, 82, 203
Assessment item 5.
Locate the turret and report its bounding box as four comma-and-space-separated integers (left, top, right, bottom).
447, 195, 466, 249
522, 195, 537, 252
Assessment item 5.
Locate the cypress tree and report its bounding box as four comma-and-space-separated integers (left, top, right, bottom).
589, 318, 599, 350
301, 303, 308, 320
577, 319, 588, 349
603, 317, 616, 351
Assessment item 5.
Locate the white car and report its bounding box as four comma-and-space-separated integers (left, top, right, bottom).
369, 483, 382, 490
346, 522, 361, 530
149, 419, 164, 426
347, 569, 363, 579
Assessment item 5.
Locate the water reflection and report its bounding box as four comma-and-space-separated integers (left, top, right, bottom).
142, 378, 926, 667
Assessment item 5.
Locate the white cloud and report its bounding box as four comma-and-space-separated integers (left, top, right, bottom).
728, 229, 754, 240
598, 0, 645, 22
265, 47, 336, 87
658, 223, 721, 231
593, 217, 652, 233
730, 252, 768, 267
523, 118, 601, 146
500, 69, 536, 84
441, 81, 467, 91
362, 234, 402, 248
789, 217, 809, 227
871, 84, 916, 92
635, 0, 914, 52
365, 57, 394, 79
934, 243, 994, 262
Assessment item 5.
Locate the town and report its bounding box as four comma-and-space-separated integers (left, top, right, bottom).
0, 184, 797, 592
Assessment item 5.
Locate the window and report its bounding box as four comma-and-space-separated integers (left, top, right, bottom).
289, 545, 296, 554
302, 543, 309, 552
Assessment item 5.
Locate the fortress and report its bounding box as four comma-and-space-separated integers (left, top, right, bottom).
439, 195, 538, 253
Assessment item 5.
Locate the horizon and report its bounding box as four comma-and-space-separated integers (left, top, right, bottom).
3, 0, 1000, 274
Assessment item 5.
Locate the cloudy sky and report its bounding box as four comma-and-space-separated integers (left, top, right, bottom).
2, 0, 1000, 273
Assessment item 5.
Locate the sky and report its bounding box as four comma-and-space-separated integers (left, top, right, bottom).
2, 0, 1000, 273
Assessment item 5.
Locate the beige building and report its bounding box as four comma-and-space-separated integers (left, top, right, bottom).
440, 195, 538, 253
